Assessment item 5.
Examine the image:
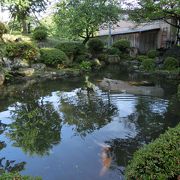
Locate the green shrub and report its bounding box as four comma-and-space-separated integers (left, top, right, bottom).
164, 46, 180, 62
0, 21, 7, 40
33, 26, 48, 41
6, 42, 39, 62
141, 58, 155, 71
137, 55, 149, 62
177, 84, 180, 101
79, 61, 92, 71
87, 38, 104, 55
107, 47, 121, 55
74, 54, 90, 63
0, 173, 42, 180
0, 42, 6, 59
112, 39, 130, 52
40, 48, 69, 66
56, 42, 86, 60
163, 57, 179, 70
98, 53, 108, 62
147, 49, 158, 58
125, 123, 180, 179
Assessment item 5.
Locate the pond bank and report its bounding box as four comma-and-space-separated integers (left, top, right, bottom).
122, 60, 180, 80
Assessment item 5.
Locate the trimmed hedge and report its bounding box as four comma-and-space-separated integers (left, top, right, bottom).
40, 48, 69, 66
107, 47, 121, 55
147, 50, 158, 58
33, 26, 48, 41
125, 123, 180, 179
56, 42, 86, 60
163, 57, 179, 70
112, 39, 130, 52
87, 38, 104, 55
137, 55, 149, 62
6, 42, 39, 62
141, 58, 155, 71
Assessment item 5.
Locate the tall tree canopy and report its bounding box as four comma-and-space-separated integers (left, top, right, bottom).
127, 0, 180, 44
3, 0, 48, 33
54, 0, 120, 44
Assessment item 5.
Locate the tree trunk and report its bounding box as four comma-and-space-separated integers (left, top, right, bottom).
22, 19, 28, 34
83, 36, 90, 45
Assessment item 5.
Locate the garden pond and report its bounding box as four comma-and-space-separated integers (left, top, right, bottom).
0, 65, 179, 180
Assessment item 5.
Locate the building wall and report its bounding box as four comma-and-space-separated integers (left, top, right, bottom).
98, 20, 176, 53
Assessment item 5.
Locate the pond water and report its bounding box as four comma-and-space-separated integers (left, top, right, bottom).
0, 66, 179, 180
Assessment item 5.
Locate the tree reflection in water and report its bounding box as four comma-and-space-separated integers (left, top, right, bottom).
102, 95, 180, 176
7, 89, 62, 156
0, 121, 26, 174
59, 90, 118, 137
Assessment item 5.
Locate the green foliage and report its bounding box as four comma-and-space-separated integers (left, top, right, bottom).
54, 0, 120, 43
164, 46, 180, 62
74, 54, 90, 63
3, 0, 48, 33
0, 172, 42, 180
33, 26, 48, 41
0, 42, 6, 60
56, 42, 86, 60
112, 39, 130, 52
6, 42, 39, 62
141, 58, 155, 71
178, 84, 180, 101
0, 21, 7, 40
128, 0, 180, 35
137, 55, 149, 62
98, 53, 108, 62
79, 61, 92, 72
107, 47, 121, 55
40, 48, 69, 66
163, 57, 179, 70
147, 49, 158, 58
87, 38, 104, 55
125, 123, 180, 179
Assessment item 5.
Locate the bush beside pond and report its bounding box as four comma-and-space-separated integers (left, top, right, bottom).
107, 47, 121, 55
163, 57, 179, 70
112, 39, 130, 52
87, 38, 104, 55
40, 48, 69, 66
147, 49, 158, 58
56, 42, 86, 61
33, 26, 48, 41
125, 123, 180, 179
6, 41, 39, 62
141, 58, 155, 71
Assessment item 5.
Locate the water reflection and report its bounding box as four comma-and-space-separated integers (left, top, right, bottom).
0, 76, 179, 180
59, 90, 118, 137
0, 121, 26, 174
7, 90, 62, 156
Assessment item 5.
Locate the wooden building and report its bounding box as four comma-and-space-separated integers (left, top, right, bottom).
98, 20, 176, 53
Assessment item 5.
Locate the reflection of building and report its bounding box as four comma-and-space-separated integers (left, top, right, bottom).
98, 20, 176, 53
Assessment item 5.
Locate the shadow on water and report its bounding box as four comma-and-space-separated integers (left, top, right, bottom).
0, 65, 179, 179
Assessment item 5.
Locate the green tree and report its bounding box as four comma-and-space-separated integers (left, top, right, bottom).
127, 0, 180, 44
3, 0, 48, 34
54, 0, 120, 44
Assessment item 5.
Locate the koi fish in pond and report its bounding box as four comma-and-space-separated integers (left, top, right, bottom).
95, 141, 112, 176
